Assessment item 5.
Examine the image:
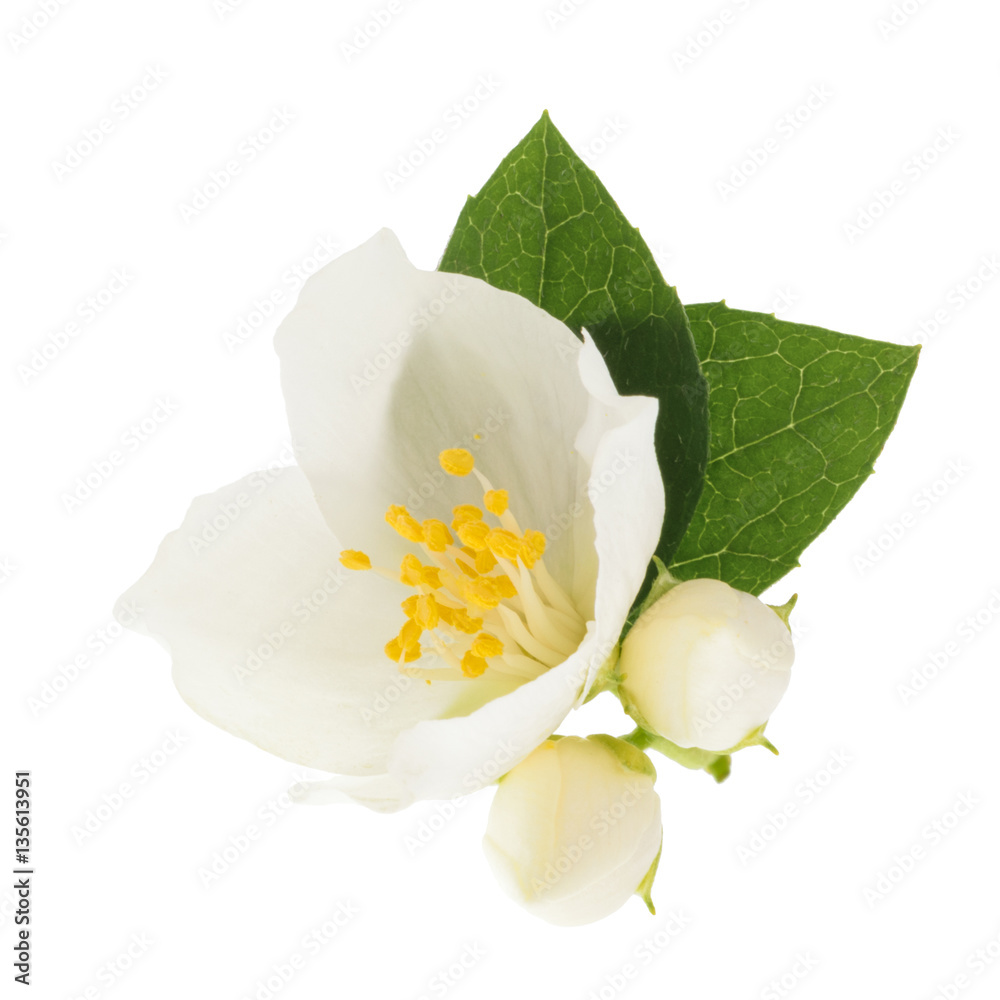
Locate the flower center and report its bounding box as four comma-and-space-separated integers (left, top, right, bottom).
340, 449, 587, 682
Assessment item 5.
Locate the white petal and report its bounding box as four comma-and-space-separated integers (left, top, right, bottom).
574, 333, 664, 690
115, 467, 510, 776
274, 229, 595, 588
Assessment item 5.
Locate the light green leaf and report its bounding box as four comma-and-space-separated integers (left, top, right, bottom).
670, 302, 920, 595
439, 111, 709, 569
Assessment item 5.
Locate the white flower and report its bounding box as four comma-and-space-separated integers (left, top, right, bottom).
114, 231, 664, 812
482, 735, 662, 925
618, 578, 794, 752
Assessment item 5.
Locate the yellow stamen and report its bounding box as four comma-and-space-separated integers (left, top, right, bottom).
411, 594, 440, 630
386, 504, 424, 544
384, 637, 421, 663
490, 575, 518, 600
439, 448, 475, 476
398, 619, 422, 652
456, 558, 479, 579
486, 528, 523, 561
400, 554, 424, 587
438, 606, 483, 634
524, 530, 547, 556
451, 505, 483, 529
456, 519, 489, 551
519, 529, 547, 568
484, 489, 509, 516
460, 651, 488, 678
471, 633, 504, 658
465, 578, 502, 609
474, 548, 498, 574
420, 566, 442, 589
339, 549, 371, 571
422, 519, 453, 552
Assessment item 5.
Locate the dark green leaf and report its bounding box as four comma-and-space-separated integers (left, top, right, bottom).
670, 302, 920, 595
439, 111, 709, 568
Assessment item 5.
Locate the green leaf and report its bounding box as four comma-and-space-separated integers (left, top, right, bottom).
439, 111, 709, 568
670, 302, 920, 595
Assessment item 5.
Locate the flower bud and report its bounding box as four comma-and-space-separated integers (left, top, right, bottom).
618, 578, 794, 752
482, 735, 662, 926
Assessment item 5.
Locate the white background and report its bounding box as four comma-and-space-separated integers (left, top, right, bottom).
3, 0, 1000, 997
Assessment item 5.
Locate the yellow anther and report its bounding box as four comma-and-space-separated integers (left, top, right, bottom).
386, 504, 424, 544
490, 575, 518, 600
456, 519, 490, 552
518, 530, 546, 568
400, 554, 424, 587
465, 578, 501, 609
486, 528, 523, 561
411, 594, 440, 631
471, 632, 504, 658
460, 651, 489, 678
474, 548, 498, 574
524, 530, 547, 556
439, 448, 475, 477
420, 566, 442, 590
422, 519, 453, 553
384, 637, 421, 663
339, 549, 371, 571
484, 489, 509, 516
451, 504, 483, 529
398, 619, 422, 651
401, 595, 419, 619
456, 558, 479, 580
439, 606, 484, 634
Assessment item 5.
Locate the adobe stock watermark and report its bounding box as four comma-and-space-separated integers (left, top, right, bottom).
223, 236, 339, 352
543, 449, 640, 545
716, 85, 834, 202
853, 458, 970, 573
340, 0, 413, 63
0, 556, 17, 588
759, 953, 819, 1000
545, 0, 592, 28
178, 107, 296, 223
384, 76, 500, 192
403, 794, 473, 857
863, 791, 979, 908
237, 904, 359, 1000
233, 566, 349, 683
69, 933, 153, 1000
578, 116, 628, 167
584, 911, 692, 1000
926, 923, 1000, 1000
354, 406, 509, 523
351, 274, 465, 391
71, 731, 189, 846
843, 127, 959, 244
27, 602, 143, 717
905, 254, 999, 347
61, 397, 179, 513
186, 442, 295, 555
896, 588, 1000, 706
414, 944, 486, 1000
51, 66, 169, 180
17, 268, 134, 385
737, 749, 853, 864
672, 0, 759, 73
690, 617, 806, 742
877, 0, 936, 40
7, 0, 73, 54
198, 771, 312, 887
530, 780, 653, 899
213, 0, 250, 19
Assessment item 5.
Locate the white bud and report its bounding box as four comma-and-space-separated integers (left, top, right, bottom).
619, 578, 794, 752
482, 735, 662, 926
